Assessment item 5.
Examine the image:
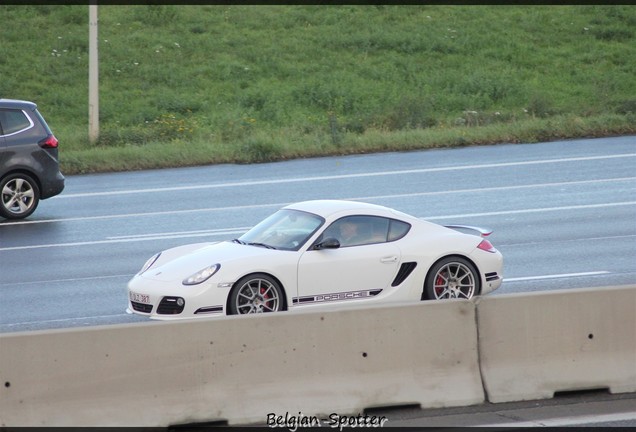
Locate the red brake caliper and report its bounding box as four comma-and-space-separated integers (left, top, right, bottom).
435, 272, 446, 296
260, 287, 270, 309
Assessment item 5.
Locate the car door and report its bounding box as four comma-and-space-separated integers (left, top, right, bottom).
295, 215, 401, 305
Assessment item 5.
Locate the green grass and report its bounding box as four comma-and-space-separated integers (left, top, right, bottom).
1, 5, 635, 174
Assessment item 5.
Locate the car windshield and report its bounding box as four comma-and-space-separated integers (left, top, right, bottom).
237, 209, 324, 251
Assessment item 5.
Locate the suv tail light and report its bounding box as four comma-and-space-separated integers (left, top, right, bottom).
38, 134, 59, 149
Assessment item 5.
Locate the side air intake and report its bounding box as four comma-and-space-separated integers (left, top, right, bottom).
391, 262, 417, 287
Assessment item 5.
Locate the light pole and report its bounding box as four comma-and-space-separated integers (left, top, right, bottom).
88, 4, 99, 144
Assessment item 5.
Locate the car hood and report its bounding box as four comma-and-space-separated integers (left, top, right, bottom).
140, 241, 279, 282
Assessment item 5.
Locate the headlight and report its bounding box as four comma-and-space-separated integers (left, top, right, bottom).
183, 264, 221, 285
139, 252, 161, 275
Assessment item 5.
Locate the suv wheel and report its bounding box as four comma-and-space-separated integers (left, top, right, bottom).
0, 173, 40, 219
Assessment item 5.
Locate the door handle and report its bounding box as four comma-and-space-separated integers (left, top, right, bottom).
380, 256, 398, 263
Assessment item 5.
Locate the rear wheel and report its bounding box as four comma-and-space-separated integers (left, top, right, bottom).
0, 173, 40, 220
424, 256, 480, 300
228, 273, 284, 315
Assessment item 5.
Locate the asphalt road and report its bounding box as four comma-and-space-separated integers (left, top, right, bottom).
1, 135, 635, 428
1, 136, 635, 334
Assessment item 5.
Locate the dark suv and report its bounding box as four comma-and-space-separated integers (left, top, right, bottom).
0, 99, 65, 219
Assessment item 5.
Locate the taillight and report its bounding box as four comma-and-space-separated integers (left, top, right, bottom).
38, 134, 59, 148
477, 239, 497, 253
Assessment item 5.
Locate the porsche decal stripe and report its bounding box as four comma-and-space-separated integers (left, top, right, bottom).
293, 289, 382, 305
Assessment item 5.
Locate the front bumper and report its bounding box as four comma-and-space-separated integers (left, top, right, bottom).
127, 275, 228, 320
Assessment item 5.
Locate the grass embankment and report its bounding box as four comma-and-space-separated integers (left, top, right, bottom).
1, 5, 635, 174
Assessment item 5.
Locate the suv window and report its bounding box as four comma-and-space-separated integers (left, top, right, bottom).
0, 109, 34, 136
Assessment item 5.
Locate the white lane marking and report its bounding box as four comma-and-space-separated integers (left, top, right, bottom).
2, 274, 133, 287
425, 201, 636, 221
0, 230, 247, 251
505, 271, 610, 282
356, 176, 636, 201
54, 153, 636, 199
3, 177, 636, 226
1, 271, 611, 289
107, 227, 251, 240
1, 202, 634, 251
500, 234, 636, 247
0, 272, 617, 327
1, 202, 284, 226
0, 313, 133, 328
0, 273, 621, 329
480, 411, 636, 427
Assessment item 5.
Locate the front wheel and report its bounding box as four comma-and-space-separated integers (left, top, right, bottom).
423, 256, 480, 300
228, 273, 284, 315
0, 173, 40, 220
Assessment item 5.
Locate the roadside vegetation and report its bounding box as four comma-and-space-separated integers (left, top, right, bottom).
1, 5, 635, 174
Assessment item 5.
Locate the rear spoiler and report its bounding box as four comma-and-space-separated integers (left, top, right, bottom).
444, 224, 493, 238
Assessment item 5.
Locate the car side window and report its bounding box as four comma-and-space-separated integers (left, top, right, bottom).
0, 109, 33, 136
388, 219, 411, 241
322, 215, 390, 247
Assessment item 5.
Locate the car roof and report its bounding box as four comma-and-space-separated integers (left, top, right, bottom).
284, 199, 401, 219
0, 99, 37, 110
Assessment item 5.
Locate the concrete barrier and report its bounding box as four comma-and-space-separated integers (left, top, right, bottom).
0, 300, 483, 426
477, 285, 636, 403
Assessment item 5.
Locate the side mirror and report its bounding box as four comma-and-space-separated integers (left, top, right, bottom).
313, 237, 340, 250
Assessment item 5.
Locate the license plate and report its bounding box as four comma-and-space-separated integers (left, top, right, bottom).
129, 292, 150, 304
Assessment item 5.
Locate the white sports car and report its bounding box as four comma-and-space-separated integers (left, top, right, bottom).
127, 200, 503, 319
